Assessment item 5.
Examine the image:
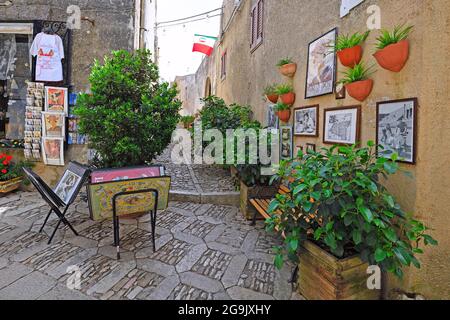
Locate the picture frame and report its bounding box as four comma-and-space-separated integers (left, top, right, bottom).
54, 162, 90, 205
323, 106, 361, 145
42, 137, 64, 166
90, 165, 166, 184
306, 143, 316, 153
335, 83, 346, 100
45, 86, 68, 115
42, 111, 65, 138
266, 103, 279, 129
280, 126, 293, 160
376, 98, 417, 164
305, 28, 337, 99
294, 105, 319, 137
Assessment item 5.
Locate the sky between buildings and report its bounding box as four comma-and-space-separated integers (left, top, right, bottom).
157, 0, 223, 82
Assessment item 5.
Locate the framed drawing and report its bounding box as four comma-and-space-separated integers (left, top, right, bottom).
42, 112, 65, 138
280, 126, 293, 160
376, 98, 417, 164
42, 137, 64, 166
305, 28, 337, 99
90, 165, 166, 184
45, 86, 68, 115
335, 83, 346, 100
323, 106, 361, 145
54, 162, 90, 205
266, 104, 279, 129
294, 105, 319, 137
87, 176, 171, 221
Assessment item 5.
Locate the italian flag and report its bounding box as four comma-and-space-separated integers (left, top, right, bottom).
192, 34, 217, 56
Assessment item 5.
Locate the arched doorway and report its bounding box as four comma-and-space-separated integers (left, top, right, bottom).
204, 77, 212, 98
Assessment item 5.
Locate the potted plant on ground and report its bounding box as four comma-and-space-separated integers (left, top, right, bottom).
267, 142, 438, 300
333, 31, 370, 67
275, 84, 296, 106
339, 62, 376, 102
374, 24, 413, 72
263, 85, 279, 104
277, 57, 297, 77
0, 153, 26, 194
274, 102, 291, 123
180, 115, 195, 129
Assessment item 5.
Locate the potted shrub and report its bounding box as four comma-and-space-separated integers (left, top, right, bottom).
267, 143, 438, 300
275, 84, 295, 106
180, 115, 195, 129
333, 31, 370, 67
277, 57, 297, 77
339, 62, 376, 102
0, 153, 26, 194
274, 102, 291, 123
374, 25, 413, 72
263, 85, 279, 104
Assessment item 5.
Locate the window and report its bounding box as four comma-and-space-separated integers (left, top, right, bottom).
221, 50, 227, 80
250, 0, 264, 51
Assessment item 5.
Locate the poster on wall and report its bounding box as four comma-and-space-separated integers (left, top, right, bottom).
42, 137, 64, 166
45, 86, 68, 115
323, 106, 361, 145
294, 105, 319, 137
266, 104, 279, 129
42, 112, 65, 138
305, 28, 337, 99
376, 98, 417, 164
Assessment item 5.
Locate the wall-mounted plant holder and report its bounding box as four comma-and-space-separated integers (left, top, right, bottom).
373, 40, 409, 72
345, 79, 373, 102
338, 45, 363, 68
279, 63, 297, 77
280, 92, 296, 105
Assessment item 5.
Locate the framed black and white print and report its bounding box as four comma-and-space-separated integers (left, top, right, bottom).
305, 28, 337, 99
323, 106, 361, 145
294, 105, 319, 137
376, 98, 417, 164
266, 103, 279, 129
280, 126, 293, 160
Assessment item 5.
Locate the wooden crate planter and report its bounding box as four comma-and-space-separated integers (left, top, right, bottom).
240, 181, 279, 220
0, 177, 23, 194
298, 241, 380, 300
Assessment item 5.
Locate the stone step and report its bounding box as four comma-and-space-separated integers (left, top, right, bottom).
170, 191, 240, 207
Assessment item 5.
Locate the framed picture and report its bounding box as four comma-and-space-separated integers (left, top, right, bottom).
376, 98, 417, 164
306, 143, 316, 153
280, 126, 293, 160
42, 137, 64, 166
294, 105, 319, 136
42, 112, 65, 138
90, 165, 166, 184
305, 28, 337, 99
323, 106, 361, 145
335, 83, 346, 100
45, 86, 68, 115
266, 104, 279, 129
54, 162, 90, 205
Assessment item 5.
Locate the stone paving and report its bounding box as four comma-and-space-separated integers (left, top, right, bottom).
0, 191, 301, 300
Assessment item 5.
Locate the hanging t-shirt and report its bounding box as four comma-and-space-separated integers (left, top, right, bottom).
30, 32, 64, 82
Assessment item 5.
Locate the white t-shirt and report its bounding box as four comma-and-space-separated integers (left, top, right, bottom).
30, 32, 65, 82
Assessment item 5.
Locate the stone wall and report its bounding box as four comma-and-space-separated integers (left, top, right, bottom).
185, 0, 450, 299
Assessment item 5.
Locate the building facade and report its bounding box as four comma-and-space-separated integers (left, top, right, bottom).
180, 0, 450, 299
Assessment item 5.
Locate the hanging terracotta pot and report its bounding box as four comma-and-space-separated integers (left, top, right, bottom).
345, 79, 373, 102
280, 92, 296, 105
337, 45, 363, 68
266, 94, 279, 104
279, 63, 297, 77
373, 40, 409, 72
276, 109, 291, 123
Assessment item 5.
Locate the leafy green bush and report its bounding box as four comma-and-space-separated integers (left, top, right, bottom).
267, 142, 437, 278
274, 102, 290, 112
338, 62, 376, 85
180, 115, 195, 127
275, 84, 294, 95
75, 49, 181, 168
276, 57, 293, 67
376, 24, 413, 50
333, 31, 370, 52
263, 85, 278, 96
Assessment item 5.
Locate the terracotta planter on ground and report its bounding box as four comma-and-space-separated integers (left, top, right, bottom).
240, 181, 279, 220
266, 94, 279, 104
276, 109, 291, 123
345, 79, 373, 102
297, 241, 381, 300
280, 92, 296, 106
337, 45, 363, 68
0, 177, 23, 194
279, 63, 297, 77
373, 40, 409, 72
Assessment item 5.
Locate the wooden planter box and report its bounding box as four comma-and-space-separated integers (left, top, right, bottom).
240, 181, 279, 220
298, 241, 380, 300
0, 177, 23, 194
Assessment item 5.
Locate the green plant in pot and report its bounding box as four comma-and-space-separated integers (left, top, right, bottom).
374, 24, 413, 72
180, 115, 195, 129
277, 57, 297, 77
333, 31, 370, 67
275, 84, 295, 106
263, 85, 279, 104
339, 62, 376, 102
274, 102, 291, 123
266, 142, 438, 300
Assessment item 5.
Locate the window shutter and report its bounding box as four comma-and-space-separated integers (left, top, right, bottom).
250, 5, 257, 47
251, 0, 263, 51
257, 0, 263, 40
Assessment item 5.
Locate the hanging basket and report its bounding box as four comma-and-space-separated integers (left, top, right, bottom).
276, 109, 291, 123
373, 40, 409, 72
337, 45, 363, 68
0, 177, 23, 194
345, 79, 373, 102
266, 94, 279, 104
280, 92, 296, 106
279, 63, 297, 77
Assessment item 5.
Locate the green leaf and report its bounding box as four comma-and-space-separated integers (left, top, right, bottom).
352, 230, 362, 245
274, 254, 284, 269
293, 184, 308, 195
302, 201, 313, 213
314, 228, 324, 240
393, 247, 410, 266
375, 248, 387, 262
423, 235, 438, 246
383, 228, 398, 243
359, 206, 373, 223
344, 214, 353, 226
326, 221, 334, 232
289, 239, 299, 251
267, 200, 280, 214
324, 233, 337, 250
383, 195, 395, 208
311, 191, 321, 201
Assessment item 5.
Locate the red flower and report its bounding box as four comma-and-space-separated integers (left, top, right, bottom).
2, 160, 8, 166
6, 155, 12, 161
1, 169, 7, 174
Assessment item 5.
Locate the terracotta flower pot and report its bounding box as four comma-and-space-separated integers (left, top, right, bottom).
266, 94, 279, 104
279, 63, 297, 77
337, 45, 363, 68
280, 92, 296, 105
276, 109, 291, 123
373, 40, 409, 72
345, 79, 374, 102
0, 177, 23, 194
